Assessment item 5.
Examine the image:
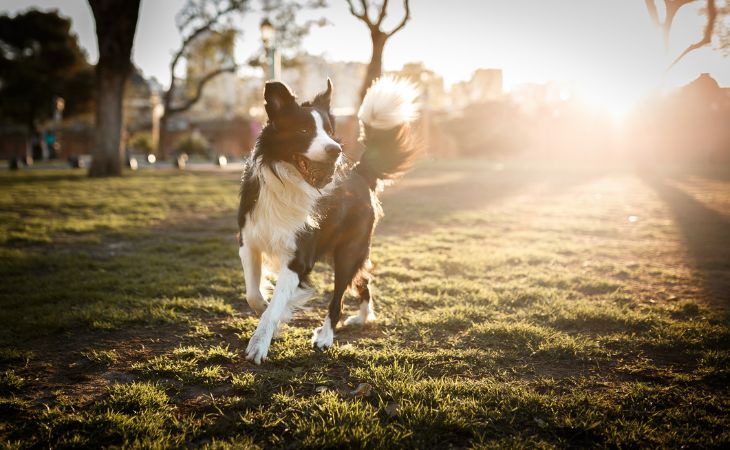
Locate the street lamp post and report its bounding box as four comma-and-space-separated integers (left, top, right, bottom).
260, 18, 280, 80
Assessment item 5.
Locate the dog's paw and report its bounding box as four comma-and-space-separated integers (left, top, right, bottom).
311, 324, 334, 350
342, 314, 365, 326
342, 303, 376, 327
246, 295, 268, 316
245, 329, 272, 365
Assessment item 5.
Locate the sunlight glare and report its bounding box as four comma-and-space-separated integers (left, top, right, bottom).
577, 84, 644, 124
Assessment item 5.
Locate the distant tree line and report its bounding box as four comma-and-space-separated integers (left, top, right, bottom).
0, 10, 94, 145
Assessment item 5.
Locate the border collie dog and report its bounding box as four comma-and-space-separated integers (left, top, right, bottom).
238, 76, 418, 364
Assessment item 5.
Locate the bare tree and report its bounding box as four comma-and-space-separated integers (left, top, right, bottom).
87, 0, 141, 177
644, 0, 719, 69
346, 0, 411, 101
159, 0, 248, 159
719, 2, 730, 55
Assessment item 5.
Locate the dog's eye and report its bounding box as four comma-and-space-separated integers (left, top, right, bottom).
299, 128, 308, 134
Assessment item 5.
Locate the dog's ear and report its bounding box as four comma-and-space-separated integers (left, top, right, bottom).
264, 81, 296, 120
312, 78, 333, 110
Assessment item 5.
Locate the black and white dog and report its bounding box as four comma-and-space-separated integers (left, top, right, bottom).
237, 76, 418, 364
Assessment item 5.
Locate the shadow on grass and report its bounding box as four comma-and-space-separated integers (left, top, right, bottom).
0, 208, 244, 345
642, 173, 730, 307
381, 164, 606, 235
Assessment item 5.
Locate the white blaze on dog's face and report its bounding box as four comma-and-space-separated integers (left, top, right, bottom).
306, 110, 341, 162
303, 78, 341, 163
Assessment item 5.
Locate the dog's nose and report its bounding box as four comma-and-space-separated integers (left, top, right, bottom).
325, 144, 341, 161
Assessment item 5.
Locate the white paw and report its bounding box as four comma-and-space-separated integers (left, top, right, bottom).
311, 319, 334, 350
342, 303, 376, 327
246, 294, 268, 316
343, 314, 365, 326
246, 324, 274, 365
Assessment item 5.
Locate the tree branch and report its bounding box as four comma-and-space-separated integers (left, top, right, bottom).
663, 0, 697, 48
668, 0, 717, 69
346, 0, 372, 25
386, 0, 410, 36
376, 0, 389, 26
166, 65, 237, 114
359, 0, 370, 22
164, 1, 244, 109
165, 25, 216, 107
645, 0, 661, 27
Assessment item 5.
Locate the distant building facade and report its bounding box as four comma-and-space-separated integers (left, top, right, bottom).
280, 54, 366, 115
450, 68, 503, 109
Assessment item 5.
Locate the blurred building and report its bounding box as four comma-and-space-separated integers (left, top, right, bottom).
450, 68, 503, 109
509, 81, 570, 113
280, 54, 366, 115
124, 67, 159, 133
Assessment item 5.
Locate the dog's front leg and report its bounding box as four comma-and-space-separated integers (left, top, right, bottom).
239, 238, 267, 315
245, 266, 300, 364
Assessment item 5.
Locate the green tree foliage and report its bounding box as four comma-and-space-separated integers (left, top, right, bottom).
173, 131, 210, 157
0, 9, 94, 131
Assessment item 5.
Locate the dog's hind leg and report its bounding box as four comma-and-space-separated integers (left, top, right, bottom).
312, 243, 368, 349
239, 236, 267, 316
343, 263, 376, 327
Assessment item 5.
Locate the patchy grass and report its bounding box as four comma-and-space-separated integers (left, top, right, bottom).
0, 162, 728, 448
0, 369, 24, 393
82, 349, 119, 366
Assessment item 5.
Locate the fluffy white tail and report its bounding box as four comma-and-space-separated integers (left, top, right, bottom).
358, 76, 419, 130
355, 76, 420, 186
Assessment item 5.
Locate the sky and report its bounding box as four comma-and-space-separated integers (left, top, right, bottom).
3, 0, 729, 114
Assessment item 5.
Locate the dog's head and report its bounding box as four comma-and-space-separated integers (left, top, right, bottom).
259, 79, 342, 189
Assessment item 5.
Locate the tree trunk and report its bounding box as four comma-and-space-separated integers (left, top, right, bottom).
88, 0, 140, 177
90, 69, 126, 176
359, 31, 387, 102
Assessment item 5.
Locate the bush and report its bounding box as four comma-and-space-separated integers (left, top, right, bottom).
128, 132, 154, 154
174, 132, 210, 158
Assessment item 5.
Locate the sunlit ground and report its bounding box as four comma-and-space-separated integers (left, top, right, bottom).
0, 160, 728, 447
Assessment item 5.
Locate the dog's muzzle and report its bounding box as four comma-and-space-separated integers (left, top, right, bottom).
292, 154, 339, 189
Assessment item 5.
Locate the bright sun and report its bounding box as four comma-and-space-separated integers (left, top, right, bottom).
577, 85, 646, 123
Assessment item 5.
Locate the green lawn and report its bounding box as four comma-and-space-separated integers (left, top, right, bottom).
0, 161, 728, 448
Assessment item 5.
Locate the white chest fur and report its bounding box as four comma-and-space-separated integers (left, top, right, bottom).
241, 161, 322, 264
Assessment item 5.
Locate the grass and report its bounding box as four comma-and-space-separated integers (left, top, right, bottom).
0, 161, 728, 448
82, 349, 119, 366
